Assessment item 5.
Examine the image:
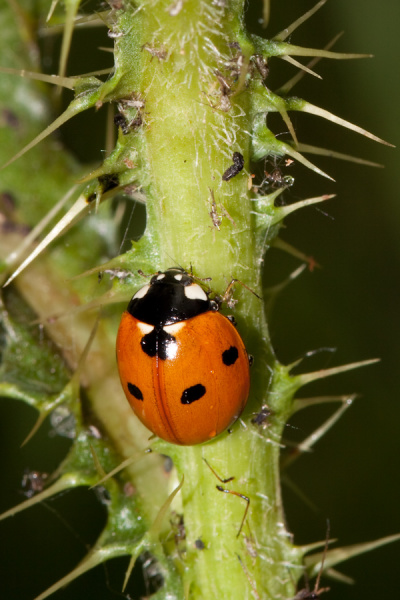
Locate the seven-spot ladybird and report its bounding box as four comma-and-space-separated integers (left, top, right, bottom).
116, 268, 250, 445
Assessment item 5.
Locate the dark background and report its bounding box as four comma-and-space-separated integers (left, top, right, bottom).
1, 0, 399, 598
261, 1, 400, 598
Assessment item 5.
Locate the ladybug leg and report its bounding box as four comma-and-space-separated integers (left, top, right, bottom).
203, 458, 234, 483
226, 314, 237, 326
216, 486, 250, 538
203, 458, 250, 537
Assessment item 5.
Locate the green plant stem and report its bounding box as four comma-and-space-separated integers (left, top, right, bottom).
108, 1, 302, 597
1, 1, 306, 598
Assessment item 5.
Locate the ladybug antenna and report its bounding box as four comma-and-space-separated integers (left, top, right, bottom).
164, 252, 187, 273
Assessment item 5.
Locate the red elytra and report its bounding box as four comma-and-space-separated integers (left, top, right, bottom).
116, 268, 250, 445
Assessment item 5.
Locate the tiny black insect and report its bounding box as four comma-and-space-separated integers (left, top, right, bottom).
114, 113, 130, 135
222, 152, 244, 181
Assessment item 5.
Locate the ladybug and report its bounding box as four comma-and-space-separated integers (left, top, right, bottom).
116, 268, 250, 445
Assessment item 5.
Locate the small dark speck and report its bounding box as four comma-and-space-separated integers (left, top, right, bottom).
114, 113, 129, 135
2, 109, 20, 129
222, 152, 244, 181
0, 192, 16, 215
162, 454, 174, 473
98, 173, 119, 193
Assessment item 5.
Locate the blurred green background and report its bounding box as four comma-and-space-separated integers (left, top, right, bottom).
263, 1, 400, 598
0, 0, 399, 598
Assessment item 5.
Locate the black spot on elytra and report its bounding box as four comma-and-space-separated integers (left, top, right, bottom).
181, 384, 206, 404
128, 382, 143, 400
141, 327, 176, 361
222, 346, 239, 366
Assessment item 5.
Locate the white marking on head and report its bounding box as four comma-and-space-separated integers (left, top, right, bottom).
133, 284, 150, 299
174, 273, 183, 281
137, 322, 154, 335
156, 273, 165, 280
164, 322, 185, 335
184, 283, 208, 301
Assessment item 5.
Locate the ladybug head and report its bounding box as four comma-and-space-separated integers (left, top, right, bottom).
128, 268, 212, 326
149, 267, 193, 288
